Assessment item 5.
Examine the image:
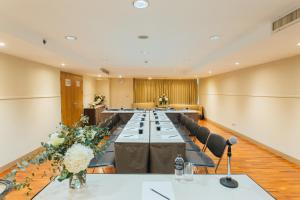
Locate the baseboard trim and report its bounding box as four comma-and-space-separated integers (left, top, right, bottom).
206, 118, 300, 165
0, 147, 44, 173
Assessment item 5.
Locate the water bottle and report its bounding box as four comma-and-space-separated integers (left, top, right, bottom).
174, 154, 184, 179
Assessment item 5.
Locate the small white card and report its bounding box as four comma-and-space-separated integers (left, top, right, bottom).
161, 135, 179, 140
142, 181, 175, 200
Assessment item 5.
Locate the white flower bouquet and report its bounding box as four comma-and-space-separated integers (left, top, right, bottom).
4, 115, 109, 193
159, 94, 169, 105
90, 95, 105, 108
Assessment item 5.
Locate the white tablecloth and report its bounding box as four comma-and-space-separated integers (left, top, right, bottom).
33, 174, 274, 200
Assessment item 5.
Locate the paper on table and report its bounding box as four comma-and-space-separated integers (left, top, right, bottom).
121, 135, 139, 139
161, 135, 179, 140
142, 181, 175, 200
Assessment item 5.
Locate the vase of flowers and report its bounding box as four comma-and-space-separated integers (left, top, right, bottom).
90, 95, 105, 108
159, 94, 169, 105
4, 115, 109, 194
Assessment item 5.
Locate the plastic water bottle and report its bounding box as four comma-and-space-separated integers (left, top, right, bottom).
174, 154, 184, 179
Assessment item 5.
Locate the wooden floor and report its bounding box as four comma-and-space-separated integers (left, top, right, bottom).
1, 120, 300, 199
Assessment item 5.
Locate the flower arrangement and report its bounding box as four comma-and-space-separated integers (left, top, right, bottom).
90, 95, 105, 108
4, 115, 109, 194
159, 94, 169, 105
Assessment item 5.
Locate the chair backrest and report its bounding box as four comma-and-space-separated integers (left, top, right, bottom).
186, 120, 199, 136
111, 113, 120, 127
195, 126, 210, 146
205, 133, 227, 158
180, 114, 189, 126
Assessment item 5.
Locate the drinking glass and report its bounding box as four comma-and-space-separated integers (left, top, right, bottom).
184, 162, 194, 181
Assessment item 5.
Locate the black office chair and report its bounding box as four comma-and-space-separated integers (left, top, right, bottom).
194, 126, 211, 151
204, 133, 227, 173
0, 179, 13, 199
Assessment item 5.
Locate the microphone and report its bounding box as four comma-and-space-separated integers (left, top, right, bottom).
227, 136, 237, 145
220, 136, 239, 188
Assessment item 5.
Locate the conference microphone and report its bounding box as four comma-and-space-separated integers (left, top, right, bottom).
220, 136, 238, 188
227, 136, 237, 146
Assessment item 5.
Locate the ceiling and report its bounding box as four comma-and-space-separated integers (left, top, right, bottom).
0, 0, 300, 78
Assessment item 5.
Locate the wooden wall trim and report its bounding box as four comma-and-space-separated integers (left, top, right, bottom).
199, 93, 300, 99
0, 96, 60, 101
206, 118, 300, 165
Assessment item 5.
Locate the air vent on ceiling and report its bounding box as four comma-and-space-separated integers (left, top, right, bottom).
272, 8, 300, 32
100, 68, 110, 75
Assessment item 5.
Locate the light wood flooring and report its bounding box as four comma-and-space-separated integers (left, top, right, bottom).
1, 120, 300, 199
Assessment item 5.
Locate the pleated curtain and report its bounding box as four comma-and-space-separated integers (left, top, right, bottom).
133, 79, 197, 104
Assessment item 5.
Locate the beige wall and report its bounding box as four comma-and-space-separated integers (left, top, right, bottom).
109, 78, 134, 108
199, 55, 300, 161
96, 79, 110, 106
0, 53, 61, 168
83, 76, 97, 108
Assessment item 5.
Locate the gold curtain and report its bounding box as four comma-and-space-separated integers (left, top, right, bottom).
133, 79, 197, 104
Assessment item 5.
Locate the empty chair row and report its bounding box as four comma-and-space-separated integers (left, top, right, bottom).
178, 114, 227, 173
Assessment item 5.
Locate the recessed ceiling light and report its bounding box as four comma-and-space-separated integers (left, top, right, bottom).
141, 50, 148, 55
148, 77, 152, 80
133, 0, 149, 9
61, 63, 66, 67
235, 62, 240, 65
138, 35, 149, 39
97, 74, 102, 77
118, 75, 123, 78
208, 70, 212, 74
65, 35, 77, 41
210, 35, 220, 41
297, 42, 300, 46
0, 42, 6, 47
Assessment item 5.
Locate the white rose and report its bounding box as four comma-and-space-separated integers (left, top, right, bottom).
49, 133, 64, 147
63, 144, 94, 173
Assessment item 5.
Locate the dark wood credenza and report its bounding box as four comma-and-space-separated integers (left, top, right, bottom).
83, 105, 106, 126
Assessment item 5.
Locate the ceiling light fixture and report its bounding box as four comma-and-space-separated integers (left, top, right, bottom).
133, 0, 149, 9
141, 50, 148, 55
138, 35, 149, 39
208, 70, 212, 74
65, 35, 77, 41
118, 75, 123, 78
297, 42, 300, 46
235, 62, 240, 65
210, 35, 220, 41
61, 63, 66, 67
148, 77, 152, 80
0, 42, 6, 47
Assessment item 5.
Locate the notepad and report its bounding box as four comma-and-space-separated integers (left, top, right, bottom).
142, 181, 175, 200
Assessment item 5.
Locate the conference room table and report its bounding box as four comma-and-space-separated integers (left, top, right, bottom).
115, 112, 150, 173
33, 174, 275, 200
150, 120, 185, 173
115, 111, 186, 173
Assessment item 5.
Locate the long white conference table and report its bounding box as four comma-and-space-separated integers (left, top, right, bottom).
115, 111, 185, 173
33, 174, 275, 200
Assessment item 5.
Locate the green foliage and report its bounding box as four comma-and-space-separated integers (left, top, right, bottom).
4, 115, 109, 195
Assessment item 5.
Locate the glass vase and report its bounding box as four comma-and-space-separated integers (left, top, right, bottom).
69, 171, 86, 189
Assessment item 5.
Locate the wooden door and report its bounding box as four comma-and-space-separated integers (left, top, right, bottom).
60, 72, 83, 126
